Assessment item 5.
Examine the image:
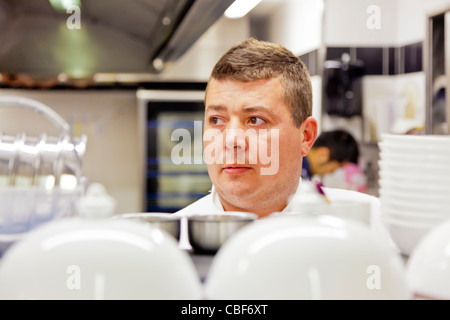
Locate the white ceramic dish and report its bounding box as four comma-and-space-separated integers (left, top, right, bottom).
380, 203, 450, 221
379, 191, 450, 211
382, 215, 438, 257
407, 218, 450, 299
379, 188, 450, 204
0, 216, 202, 300
379, 154, 450, 167
381, 211, 447, 231
378, 168, 450, 185
380, 140, 450, 149
381, 133, 450, 145
379, 195, 450, 214
378, 160, 450, 177
378, 178, 450, 194
204, 214, 410, 300
378, 144, 450, 161
381, 205, 449, 221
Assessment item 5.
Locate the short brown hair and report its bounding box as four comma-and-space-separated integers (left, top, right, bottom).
207, 38, 312, 127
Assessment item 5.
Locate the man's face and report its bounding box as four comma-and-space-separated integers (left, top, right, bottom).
203, 77, 317, 217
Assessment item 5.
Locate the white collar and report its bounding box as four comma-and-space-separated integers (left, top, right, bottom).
209, 184, 225, 212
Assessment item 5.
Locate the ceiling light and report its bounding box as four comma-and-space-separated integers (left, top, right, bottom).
49, 0, 81, 12
224, 0, 262, 19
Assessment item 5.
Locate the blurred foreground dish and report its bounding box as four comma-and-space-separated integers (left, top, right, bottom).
204, 214, 410, 300
0, 184, 202, 300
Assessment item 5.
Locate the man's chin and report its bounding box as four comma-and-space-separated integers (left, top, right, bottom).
217, 185, 257, 204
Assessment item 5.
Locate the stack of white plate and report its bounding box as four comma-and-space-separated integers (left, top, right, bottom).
378, 133, 450, 256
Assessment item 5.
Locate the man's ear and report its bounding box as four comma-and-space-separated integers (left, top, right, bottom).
300, 117, 318, 157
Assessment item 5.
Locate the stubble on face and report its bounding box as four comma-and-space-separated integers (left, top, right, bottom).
204, 77, 305, 217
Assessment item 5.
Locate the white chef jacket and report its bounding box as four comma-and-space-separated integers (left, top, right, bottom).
174, 179, 395, 252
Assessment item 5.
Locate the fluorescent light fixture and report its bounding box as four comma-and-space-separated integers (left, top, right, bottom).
224, 0, 262, 19
49, 0, 81, 12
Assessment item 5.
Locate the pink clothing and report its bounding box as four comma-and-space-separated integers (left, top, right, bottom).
343, 163, 367, 193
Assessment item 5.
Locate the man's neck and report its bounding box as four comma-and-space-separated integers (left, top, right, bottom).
218, 196, 286, 218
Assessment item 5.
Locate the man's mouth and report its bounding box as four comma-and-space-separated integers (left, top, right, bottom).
222, 165, 252, 175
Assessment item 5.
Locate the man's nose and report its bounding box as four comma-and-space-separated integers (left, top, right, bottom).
225, 120, 246, 150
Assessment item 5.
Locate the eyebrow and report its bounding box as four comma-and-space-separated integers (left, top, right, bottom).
242, 105, 274, 114
205, 104, 227, 112
205, 104, 274, 115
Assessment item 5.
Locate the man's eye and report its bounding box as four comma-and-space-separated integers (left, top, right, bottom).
249, 116, 265, 125
211, 117, 224, 125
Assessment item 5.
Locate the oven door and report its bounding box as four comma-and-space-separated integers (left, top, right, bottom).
138, 89, 211, 213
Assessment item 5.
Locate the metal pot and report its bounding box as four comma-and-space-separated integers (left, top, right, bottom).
187, 212, 258, 255
112, 213, 181, 241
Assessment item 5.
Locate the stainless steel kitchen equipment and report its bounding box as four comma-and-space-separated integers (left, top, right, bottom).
137, 88, 212, 213
0, 0, 234, 78
187, 212, 258, 254
0, 96, 87, 256
112, 212, 181, 241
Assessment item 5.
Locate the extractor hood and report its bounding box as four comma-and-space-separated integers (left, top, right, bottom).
0, 0, 234, 83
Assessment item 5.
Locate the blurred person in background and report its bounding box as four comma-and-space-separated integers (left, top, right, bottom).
302, 129, 367, 192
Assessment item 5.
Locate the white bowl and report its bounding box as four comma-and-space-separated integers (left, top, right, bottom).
379, 191, 450, 212
382, 215, 437, 257
204, 214, 410, 300
381, 205, 450, 222
379, 188, 450, 205
0, 216, 202, 300
381, 134, 450, 149
406, 218, 450, 299
378, 141, 450, 159
378, 157, 450, 169
381, 133, 450, 146
380, 195, 450, 214
378, 168, 450, 185
379, 154, 450, 168
379, 141, 450, 154
379, 160, 450, 177
381, 208, 447, 229
378, 178, 450, 195
378, 139, 450, 151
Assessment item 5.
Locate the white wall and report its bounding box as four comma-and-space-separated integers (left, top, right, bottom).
397, 0, 450, 45
268, 0, 324, 55
324, 0, 399, 47
325, 0, 450, 46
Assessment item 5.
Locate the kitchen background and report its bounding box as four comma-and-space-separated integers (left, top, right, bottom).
0, 0, 448, 214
